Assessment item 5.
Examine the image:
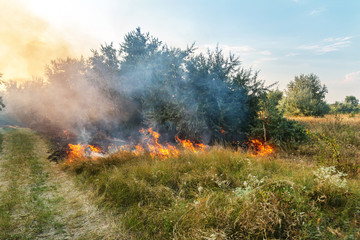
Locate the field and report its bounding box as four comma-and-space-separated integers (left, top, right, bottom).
0, 115, 359, 239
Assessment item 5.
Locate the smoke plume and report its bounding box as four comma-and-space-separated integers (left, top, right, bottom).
2, 28, 262, 147
0, 1, 74, 80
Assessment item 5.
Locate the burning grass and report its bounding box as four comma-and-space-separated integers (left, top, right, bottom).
64, 147, 360, 239
64, 128, 209, 164
56, 116, 360, 239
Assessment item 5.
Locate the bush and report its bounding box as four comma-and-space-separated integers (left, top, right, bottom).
251, 90, 307, 147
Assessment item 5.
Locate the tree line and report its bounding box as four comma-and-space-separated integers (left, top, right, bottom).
1, 28, 358, 146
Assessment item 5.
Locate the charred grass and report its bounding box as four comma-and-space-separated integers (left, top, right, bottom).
64, 146, 360, 239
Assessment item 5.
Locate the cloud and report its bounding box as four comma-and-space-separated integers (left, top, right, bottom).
298, 36, 352, 54
197, 44, 277, 68
198, 44, 272, 57
252, 57, 278, 67
285, 52, 300, 57
342, 71, 360, 84
309, 7, 326, 16
198, 44, 256, 57
260, 50, 272, 56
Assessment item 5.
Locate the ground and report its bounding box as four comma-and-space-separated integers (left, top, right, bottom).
0, 117, 359, 239
0, 127, 126, 240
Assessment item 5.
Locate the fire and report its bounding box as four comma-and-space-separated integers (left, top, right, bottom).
116, 128, 206, 159
249, 139, 274, 157
67, 143, 101, 162
219, 127, 225, 134
63, 130, 70, 140
176, 136, 206, 152
66, 128, 208, 162
138, 128, 179, 159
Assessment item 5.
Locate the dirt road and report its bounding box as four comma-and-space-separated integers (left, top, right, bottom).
0, 128, 126, 239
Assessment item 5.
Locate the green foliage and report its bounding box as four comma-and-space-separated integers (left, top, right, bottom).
331, 96, 359, 115
251, 90, 307, 147
89, 28, 267, 144
283, 74, 330, 116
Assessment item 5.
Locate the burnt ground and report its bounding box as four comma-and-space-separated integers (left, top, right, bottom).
47, 129, 114, 163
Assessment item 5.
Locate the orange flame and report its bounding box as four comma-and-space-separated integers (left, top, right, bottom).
67, 143, 101, 162
63, 130, 70, 140
176, 136, 206, 152
139, 128, 179, 159
219, 127, 225, 134
249, 139, 274, 157
67, 128, 208, 162
116, 128, 206, 159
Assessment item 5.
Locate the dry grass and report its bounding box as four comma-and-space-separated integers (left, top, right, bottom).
288, 114, 360, 175
65, 147, 360, 239
288, 113, 360, 125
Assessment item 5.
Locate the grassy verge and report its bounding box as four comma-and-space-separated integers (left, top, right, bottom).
0, 129, 64, 239
65, 148, 360, 239
292, 114, 360, 175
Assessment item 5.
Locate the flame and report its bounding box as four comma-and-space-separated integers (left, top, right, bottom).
249, 139, 274, 157
63, 130, 70, 140
67, 128, 208, 162
138, 128, 179, 159
219, 127, 225, 134
116, 128, 206, 159
67, 143, 101, 162
176, 136, 206, 152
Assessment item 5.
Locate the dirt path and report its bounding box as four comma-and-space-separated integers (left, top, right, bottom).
0, 128, 127, 239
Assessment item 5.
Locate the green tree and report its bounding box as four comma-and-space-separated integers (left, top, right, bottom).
252, 90, 307, 146
345, 95, 359, 106
331, 96, 359, 114
283, 74, 329, 116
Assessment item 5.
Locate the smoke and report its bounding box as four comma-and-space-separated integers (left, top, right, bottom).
2, 28, 260, 147
0, 1, 74, 80
3, 57, 132, 142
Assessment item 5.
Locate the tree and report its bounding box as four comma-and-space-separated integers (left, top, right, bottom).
330, 96, 359, 114
252, 89, 307, 146
283, 74, 329, 116
345, 95, 359, 106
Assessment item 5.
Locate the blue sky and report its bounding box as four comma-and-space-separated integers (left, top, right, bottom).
4, 0, 360, 102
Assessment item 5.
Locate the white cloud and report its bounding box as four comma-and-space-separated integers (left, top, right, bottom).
299, 36, 352, 54
309, 7, 326, 16
260, 50, 272, 56
196, 44, 277, 68
285, 52, 299, 57
252, 57, 278, 67
198, 44, 256, 56
343, 71, 360, 84
198, 44, 272, 57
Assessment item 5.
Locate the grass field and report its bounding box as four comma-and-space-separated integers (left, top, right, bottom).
63, 114, 360, 239
0, 115, 359, 239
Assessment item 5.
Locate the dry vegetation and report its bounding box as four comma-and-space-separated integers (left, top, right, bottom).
63, 114, 360, 239
0, 114, 359, 239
